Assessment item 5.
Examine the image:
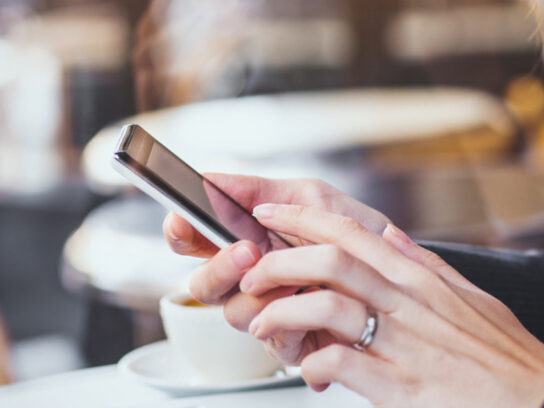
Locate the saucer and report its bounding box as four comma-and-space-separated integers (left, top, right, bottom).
118, 340, 304, 397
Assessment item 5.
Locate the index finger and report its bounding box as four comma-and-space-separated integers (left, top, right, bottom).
252, 204, 430, 287
163, 173, 307, 258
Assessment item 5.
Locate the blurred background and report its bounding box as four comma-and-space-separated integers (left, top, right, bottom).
2, 0, 544, 384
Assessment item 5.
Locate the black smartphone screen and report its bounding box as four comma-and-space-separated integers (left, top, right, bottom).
114, 125, 291, 254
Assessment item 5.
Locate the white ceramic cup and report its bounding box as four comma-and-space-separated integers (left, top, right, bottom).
160, 292, 282, 383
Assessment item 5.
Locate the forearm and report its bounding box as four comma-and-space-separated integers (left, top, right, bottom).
420, 241, 544, 342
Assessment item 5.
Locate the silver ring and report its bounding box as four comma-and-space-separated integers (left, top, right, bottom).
353, 307, 378, 351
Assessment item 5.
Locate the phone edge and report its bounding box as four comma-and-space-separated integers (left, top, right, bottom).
111, 135, 233, 250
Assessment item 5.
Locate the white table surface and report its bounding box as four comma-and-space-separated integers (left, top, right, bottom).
83, 87, 514, 194
0, 365, 371, 408
61, 196, 202, 312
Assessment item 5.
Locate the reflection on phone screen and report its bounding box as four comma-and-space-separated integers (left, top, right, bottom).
119, 126, 291, 254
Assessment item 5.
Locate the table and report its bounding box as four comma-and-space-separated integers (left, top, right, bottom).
0, 365, 370, 408
82, 87, 515, 195
61, 195, 202, 313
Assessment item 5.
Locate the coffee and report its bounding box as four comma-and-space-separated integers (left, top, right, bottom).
178, 298, 210, 308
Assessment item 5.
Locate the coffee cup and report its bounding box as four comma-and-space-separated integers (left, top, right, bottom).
160, 292, 282, 383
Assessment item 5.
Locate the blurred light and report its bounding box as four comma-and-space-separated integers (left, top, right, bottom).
0, 4, 131, 195
505, 76, 544, 130
387, 4, 539, 61
0, 40, 63, 194
6, 5, 129, 71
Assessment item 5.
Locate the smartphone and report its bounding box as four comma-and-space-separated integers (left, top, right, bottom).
111, 124, 291, 254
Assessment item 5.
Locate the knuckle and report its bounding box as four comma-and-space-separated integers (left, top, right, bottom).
338, 216, 366, 236
260, 299, 279, 321
320, 245, 351, 279
300, 358, 312, 380
222, 301, 239, 329
292, 205, 307, 221
264, 337, 298, 366
403, 376, 424, 401
325, 344, 351, 372
309, 178, 326, 188
319, 291, 346, 321
257, 251, 278, 277
263, 340, 280, 361
421, 248, 447, 269
411, 264, 449, 297
302, 178, 327, 199
188, 267, 208, 302
188, 261, 224, 305
187, 280, 202, 302
259, 250, 278, 268
301, 357, 324, 386
266, 334, 292, 353
223, 294, 251, 331
410, 277, 440, 307
321, 244, 344, 268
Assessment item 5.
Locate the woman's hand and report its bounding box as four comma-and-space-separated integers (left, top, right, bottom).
163, 174, 390, 326
240, 204, 544, 407
164, 174, 390, 259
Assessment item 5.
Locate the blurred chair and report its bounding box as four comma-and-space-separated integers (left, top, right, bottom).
5, 2, 133, 159
0, 0, 141, 377
0, 313, 12, 385
0, 38, 63, 195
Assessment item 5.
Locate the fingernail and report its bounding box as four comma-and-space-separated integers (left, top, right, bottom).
385, 223, 413, 245
253, 204, 277, 218
239, 275, 253, 292
231, 244, 257, 270
164, 213, 182, 241
248, 318, 260, 336
168, 231, 182, 243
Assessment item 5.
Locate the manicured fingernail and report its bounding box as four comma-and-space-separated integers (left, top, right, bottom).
231, 244, 257, 270
385, 223, 413, 245
164, 213, 183, 241
253, 204, 277, 218
248, 318, 260, 336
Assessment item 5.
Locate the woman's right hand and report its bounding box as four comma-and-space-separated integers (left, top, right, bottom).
163, 173, 390, 324
240, 205, 544, 407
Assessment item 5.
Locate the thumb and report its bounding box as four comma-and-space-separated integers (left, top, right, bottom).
203, 173, 273, 211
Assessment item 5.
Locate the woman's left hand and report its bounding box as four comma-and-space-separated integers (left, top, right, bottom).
240, 204, 544, 407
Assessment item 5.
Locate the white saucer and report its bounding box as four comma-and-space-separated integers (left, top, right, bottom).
118, 340, 304, 397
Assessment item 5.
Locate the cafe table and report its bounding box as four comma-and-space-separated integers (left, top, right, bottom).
0, 365, 370, 408
82, 87, 515, 196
